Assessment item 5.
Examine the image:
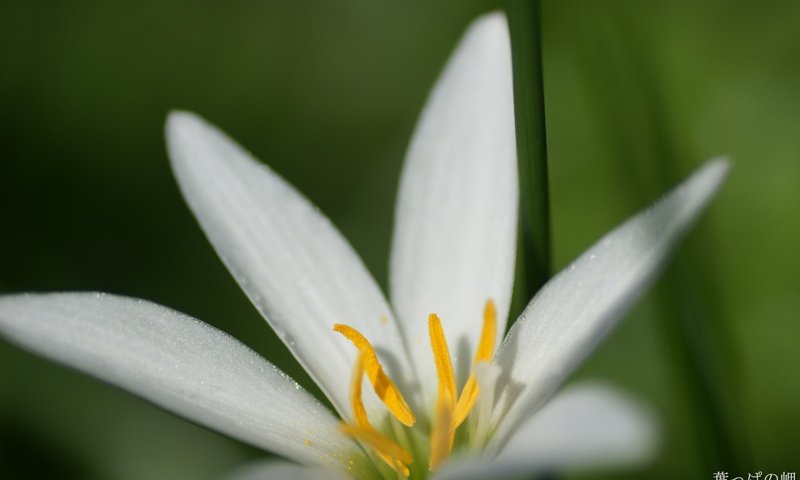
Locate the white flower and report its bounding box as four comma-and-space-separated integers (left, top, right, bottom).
0, 12, 727, 480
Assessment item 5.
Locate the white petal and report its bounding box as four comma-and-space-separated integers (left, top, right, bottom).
434, 383, 658, 480
0, 293, 366, 474
166, 111, 414, 417
389, 12, 518, 403
225, 460, 346, 480
491, 159, 729, 444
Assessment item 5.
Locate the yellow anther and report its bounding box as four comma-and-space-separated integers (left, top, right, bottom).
334, 324, 416, 427
428, 314, 456, 470
341, 352, 412, 478
453, 299, 497, 428
349, 353, 370, 429
428, 314, 456, 401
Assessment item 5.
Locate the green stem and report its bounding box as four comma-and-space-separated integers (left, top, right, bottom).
505, 0, 552, 321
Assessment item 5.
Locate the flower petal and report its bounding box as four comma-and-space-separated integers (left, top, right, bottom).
491, 159, 729, 445
434, 383, 658, 480
166, 111, 414, 417
225, 460, 347, 480
389, 12, 518, 402
0, 292, 365, 474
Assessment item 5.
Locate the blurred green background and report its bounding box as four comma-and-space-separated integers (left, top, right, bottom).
1, 0, 798, 478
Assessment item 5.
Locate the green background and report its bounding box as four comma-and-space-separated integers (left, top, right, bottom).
1, 0, 797, 478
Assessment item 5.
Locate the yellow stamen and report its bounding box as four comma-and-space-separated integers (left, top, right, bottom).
349, 353, 371, 429
429, 387, 455, 471
428, 314, 456, 470
453, 299, 497, 428
334, 324, 416, 427
335, 300, 499, 474
428, 314, 456, 400
341, 424, 411, 477
342, 352, 412, 477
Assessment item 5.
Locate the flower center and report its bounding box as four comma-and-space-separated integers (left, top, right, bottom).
333, 300, 497, 477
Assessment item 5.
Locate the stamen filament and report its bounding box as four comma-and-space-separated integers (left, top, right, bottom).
429, 388, 455, 471
341, 425, 411, 477
334, 324, 416, 427
470, 361, 501, 449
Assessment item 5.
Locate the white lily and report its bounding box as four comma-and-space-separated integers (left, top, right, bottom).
0, 12, 727, 480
